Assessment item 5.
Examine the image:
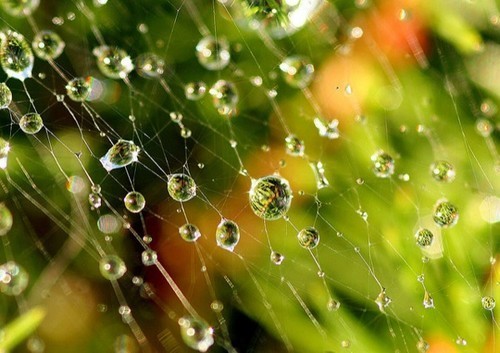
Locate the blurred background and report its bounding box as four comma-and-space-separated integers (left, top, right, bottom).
0, 0, 498, 352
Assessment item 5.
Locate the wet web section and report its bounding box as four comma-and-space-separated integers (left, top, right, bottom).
0, 0, 498, 353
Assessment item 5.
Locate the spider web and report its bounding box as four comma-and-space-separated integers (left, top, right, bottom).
0, 0, 498, 353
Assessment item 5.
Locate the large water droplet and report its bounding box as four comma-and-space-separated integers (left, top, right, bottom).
196, 35, 230, 71
0, 82, 12, 108
433, 200, 459, 228
124, 191, 146, 213
430, 161, 455, 183
279, 55, 314, 88
32, 30, 65, 60
167, 173, 196, 202
209, 80, 238, 116
371, 150, 395, 178
0, 261, 29, 295
19, 112, 43, 134
249, 175, 292, 220
415, 228, 434, 248
216, 219, 240, 251
0, 30, 34, 80
94, 45, 134, 79
297, 226, 320, 249
99, 254, 127, 280
179, 223, 201, 242
100, 140, 140, 171
178, 316, 214, 352
66, 76, 93, 102
185, 81, 207, 101
136, 53, 164, 79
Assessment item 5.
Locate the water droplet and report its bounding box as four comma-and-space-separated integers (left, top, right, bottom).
476, 119, 493, 137
430, 161, 455, 182
423, 291, 434, 308
250, 76, 263, 86
270, 251, 284, 265
297, 226, 320, 249
196, 35, 230, 71
99, 254, 127, 280
229, 139, 237, 148
216, 219, 240, 251
313, 117, 339, 139
185, 81, 207, 101
209, 80, 238, 116
375, 288, 392, 311
210, 300, 224, 312
417, 274, 425, 283
481, 296, 496, 310
100, 140, 140, 171
0, 139, 9, 169
136, 53, 164, 79
66, 77, 93, 102
93, 45, 134, 79
179, 223, 201, 242
124, 191, 146, 213
0, 204, 13, 236
415, 228, 434, 248
0, 82, 12, 108
0, 261, 29, 295
371, 150, 395, 178
180, 127, 192, 139
279, 55, 314, 88
0, 30, 33, 80
327, 298, 340, 311
178, 316, 214, 352
416, 340, 430, 353
433, 200, 459, 228
0, 0, 39, 16
285, 134, 305, 156
357, 209, 368, 221
32, 30, 65, 60
455, 337, 467, 346
169, 111, 183, 123
19, 112, 43, 134
88, 192, 102, 209
356, 178, 364, 185
167, 173, 196, 202
341, 339, 351, 348
143, 235, 153, 244
309, 160, 329, 189
249, 175, 292, 220
141, 249, 157, 266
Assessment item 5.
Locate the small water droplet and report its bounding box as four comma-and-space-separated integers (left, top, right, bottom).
100, 140, 140, 171
309, 160, 329, 189
297, 226, 320, 249
314, 117, 339, 139
216, 219, 240, 251
167, 173, 197, 202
